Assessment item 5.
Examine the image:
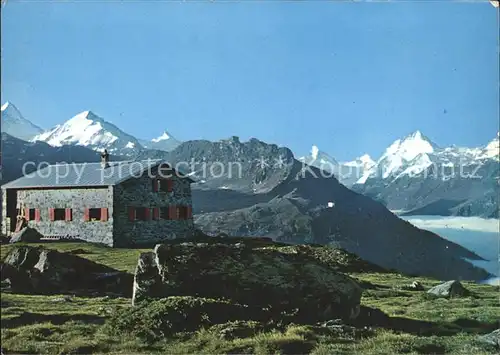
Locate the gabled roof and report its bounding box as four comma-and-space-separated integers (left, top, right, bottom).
2, 160, 194, 189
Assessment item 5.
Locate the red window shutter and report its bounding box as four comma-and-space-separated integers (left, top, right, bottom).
24, 208, 30, 221
35, 209, 41, 222
152, 179, 159, 192
168, 205, 177, 220
128, 207, 135, 221
144, 208, 151, 221
187, 205, 192, 219
65, 208, 72, 221
101, 208, 108, 221
153, 208, 160, 220
84, 208, 90, 222
49, 208, 55, 222
167, 180, 174, 192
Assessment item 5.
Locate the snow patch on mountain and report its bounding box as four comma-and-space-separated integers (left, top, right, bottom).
343, 154, 376, 169
1, 102, 44, 141
476, 133, 499, 160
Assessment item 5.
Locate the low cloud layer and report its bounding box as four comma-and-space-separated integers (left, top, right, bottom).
405, 216, 499, 234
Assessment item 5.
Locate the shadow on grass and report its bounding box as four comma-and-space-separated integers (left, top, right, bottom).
353, 306, 498, 337
1, 311, 105, 328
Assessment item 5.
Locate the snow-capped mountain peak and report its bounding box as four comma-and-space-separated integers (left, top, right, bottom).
384, 130, 437, 161
151, 130, 172, 143
139, 130, 181, 152
1, 101, 44, 141
374, 130, 438, 179
33, 110, 143, 155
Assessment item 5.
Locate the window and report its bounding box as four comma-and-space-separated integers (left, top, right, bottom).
160, 180, 174, 193
160, 207, 170, 220
28, 209, 36, 221
177, 206, 186, 220
128, 207, 150, 221
177, 205, 193, 220
24, 208, 40, 222
85, 208, 109, 222
89, 208, 101, 221
49, 208, 68, 221
158, 205, 192, 220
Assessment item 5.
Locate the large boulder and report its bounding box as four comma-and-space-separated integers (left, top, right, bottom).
477, 329, 500, 350
9, 226, 43, 243
106, 296, 267, 340
132, 241, 362, 322
2, 245, 132, 296
427, 280, 469, 298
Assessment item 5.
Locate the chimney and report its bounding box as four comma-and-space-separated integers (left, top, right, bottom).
100, 149, 110, 168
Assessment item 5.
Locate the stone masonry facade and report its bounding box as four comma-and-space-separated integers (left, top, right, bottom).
1, 165, 194, 246
112, 167, 194, 247
1, 187, 114, 245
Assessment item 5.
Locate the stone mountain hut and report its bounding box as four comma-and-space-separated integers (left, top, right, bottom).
1, 152, 195, 246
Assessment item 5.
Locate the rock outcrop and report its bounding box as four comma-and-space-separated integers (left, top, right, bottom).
477, 329, 500, 350
427, 280, 469, 298
9, 226, 43, 244
1, 245, 132, 296
132, 240, 363, 322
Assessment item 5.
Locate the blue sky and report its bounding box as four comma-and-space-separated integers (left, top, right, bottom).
2, 1, 498, 160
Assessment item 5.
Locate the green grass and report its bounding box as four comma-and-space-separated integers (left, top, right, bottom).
1, 242, 499, 354
1, 242, 148, 273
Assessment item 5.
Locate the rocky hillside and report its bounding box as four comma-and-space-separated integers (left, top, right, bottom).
160, 138, 490, 281
0, 132, 492, 281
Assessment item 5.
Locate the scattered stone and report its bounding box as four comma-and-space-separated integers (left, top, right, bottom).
211, 321, 264, 340
427, 280, 469, 298
322, 319, 343, 327
403, 281, 425, 291
320, 322, 374, 340
2, 245, 133, 296
51, 296, 74, 303
132, 242, 363, 322
9, 227, 43, 244
477, 329, 500, 349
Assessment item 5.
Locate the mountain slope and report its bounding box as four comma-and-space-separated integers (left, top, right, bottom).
33, 111, 144, 156
1, 102, 44, 141
1, 133, 108, 184
158, 137, 489, 281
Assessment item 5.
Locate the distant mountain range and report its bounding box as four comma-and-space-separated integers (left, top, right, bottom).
1, 102, 44, 141
301, 131, 499, 218
0, 102, 495, 281
1, 102, 181, 157
2, 102, 498, 219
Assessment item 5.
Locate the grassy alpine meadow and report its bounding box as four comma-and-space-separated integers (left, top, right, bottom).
1, 242, 498, 354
